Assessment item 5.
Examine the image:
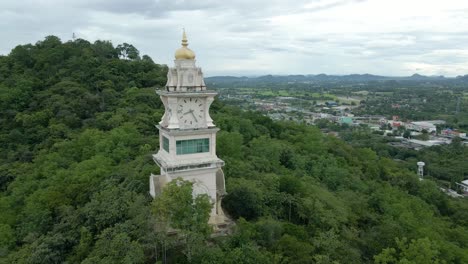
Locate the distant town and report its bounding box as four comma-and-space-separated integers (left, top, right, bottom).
217, 87, 467, 146
208, 75, 468, 197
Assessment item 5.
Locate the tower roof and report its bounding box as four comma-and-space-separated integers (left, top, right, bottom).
175, 29, 196, 60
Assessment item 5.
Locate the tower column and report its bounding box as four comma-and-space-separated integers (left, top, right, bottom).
150, 30, 228, 226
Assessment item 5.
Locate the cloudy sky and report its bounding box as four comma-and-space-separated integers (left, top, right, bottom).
2, 0, 468, 76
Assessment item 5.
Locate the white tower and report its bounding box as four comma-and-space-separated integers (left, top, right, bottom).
417, 161, 425, 179
150, 30, 227, 225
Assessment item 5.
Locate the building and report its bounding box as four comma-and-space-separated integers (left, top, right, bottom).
456, 180, 468, 195
407, 121, 437, 133
150, 31, 227, 225
338, 116, 353, 124
425, 120, 446, 125
391, 121, 403, 128
441, 128, 466, 138
404, 138, 447, 149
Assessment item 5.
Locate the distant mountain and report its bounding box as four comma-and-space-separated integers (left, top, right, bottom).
205, 73, 456, 85
403, 73, 445, 80
456, 74, 468, 81
409, 73, 427, 79
204, 76, 249, 83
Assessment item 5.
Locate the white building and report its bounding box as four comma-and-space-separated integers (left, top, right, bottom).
150, 31, 227, 225
407, 121, 437, 133
457, 180, 468, 195
406, 139, 447, 147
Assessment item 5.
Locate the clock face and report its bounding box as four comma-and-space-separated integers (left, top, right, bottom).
177, 97, 205, 128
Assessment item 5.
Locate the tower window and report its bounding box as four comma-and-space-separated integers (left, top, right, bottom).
163, 136, 169, 152
176, 138, 209, 155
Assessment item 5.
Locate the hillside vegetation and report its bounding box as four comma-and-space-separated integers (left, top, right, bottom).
0, 37, 467, 263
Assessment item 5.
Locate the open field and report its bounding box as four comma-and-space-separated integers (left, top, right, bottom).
219, 87, 339, 100
337, 96, 362, 104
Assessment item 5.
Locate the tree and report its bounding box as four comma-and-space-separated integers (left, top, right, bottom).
374, 237, 445, 264
116, 43, 140, 60
152, 178, 212, 235
403, 130, 411, 139
152, 178, 212, 262
0, 224, 14, 257
92, 40, 118, 59
276, 234, 314, 264
217, 131, 243, 159
223, 179, 265, 220
81, 228, 145, 264
142, 54, 154, 63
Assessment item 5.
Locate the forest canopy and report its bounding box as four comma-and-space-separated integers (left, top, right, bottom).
0, 36, 467, 263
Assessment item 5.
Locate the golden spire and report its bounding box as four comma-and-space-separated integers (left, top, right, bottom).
175, 28, 195, 60
182, 28, 188, 47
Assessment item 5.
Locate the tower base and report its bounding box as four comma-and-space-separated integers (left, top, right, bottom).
149, 171, 230, 228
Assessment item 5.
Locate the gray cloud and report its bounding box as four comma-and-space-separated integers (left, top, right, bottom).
302, 0, 367, 13
1, 0, 468, 76
78, 0, 225, 17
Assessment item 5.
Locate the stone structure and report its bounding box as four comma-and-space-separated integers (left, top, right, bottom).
417, 161, 425, 179
150, 30, 227, 225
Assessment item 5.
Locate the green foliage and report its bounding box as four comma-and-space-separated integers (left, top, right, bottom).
152, 178, 212, 236
82, 228, 145, 264
0, 36, 163, 263
1, 36, 467, 263
216, 131, 243, 159
0, 224, 14, 256
223, 178, 265, 220
374, 237, 445, 264
151, 178, 213, 263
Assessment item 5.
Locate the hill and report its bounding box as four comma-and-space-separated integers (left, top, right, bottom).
0, 36, 467, 263
205, 73, 462, 86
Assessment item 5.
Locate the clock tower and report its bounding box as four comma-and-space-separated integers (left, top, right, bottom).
150, 30, 227, 225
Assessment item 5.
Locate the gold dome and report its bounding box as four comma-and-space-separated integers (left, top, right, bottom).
174, 29, 196, 60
